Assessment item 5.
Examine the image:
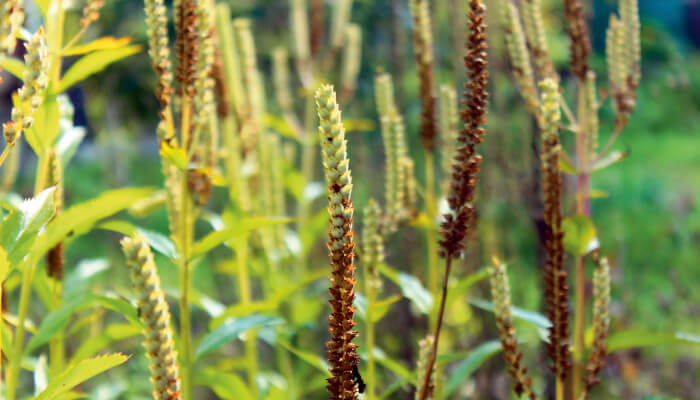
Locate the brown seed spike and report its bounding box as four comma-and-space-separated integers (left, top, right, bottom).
175, 0, 199, 99
564, 0, 591, 80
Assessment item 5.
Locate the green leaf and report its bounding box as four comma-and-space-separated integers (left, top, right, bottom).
57, 127, 86, 167
159, 141, 188, 170
25, 294, 139, 354
592, 150, 629, 172
0, 187, 56, 265
277, 338, 331, 376
35, 354, 129, 400
192, 217, 294, 258
0, 56, 26, 79
71, 324, 141, 362
355, 294, 401, 323
606, 330, 700, 352
62, 37, 134, 56
443, 341, 502, 397
136, 228, 178, 260
559, 157, 578, 175
469, 298, 552, 329
589, 189, 609, 198
376, 263, 433, 314
194, 368, 253, 400
33, 187, 156, 259
368, 347, 415, 382
562, 215, 599, 256
56, 45, 141, 93
445, 268, 490, 307
195, 315, 283, 360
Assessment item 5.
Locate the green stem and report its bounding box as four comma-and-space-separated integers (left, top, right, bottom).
5, 260, 36, 400
425, 152, 439, 330
364, 272, 377, 399
234, 240, 259, 397
49, 281, 65, 379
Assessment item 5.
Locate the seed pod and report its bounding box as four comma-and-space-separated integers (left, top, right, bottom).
272, 47, 293, 113
290, 0, 311, 69
315, 84, 360, 400
499, 1, 538, 115
361, 199, 384, 292
521, 0, 555, 79
539, 78, 572, 380
3, 28, 49, 147
438, 84, 458, 197
409, 0, 438, 151
414, 335, 435, 400
329, 0, 352, 52
121, 235, 181, 400
488, 260, 536, 399
46, 151, 64, 280
0, 0, 24, 54
582, 252, 611, 396
341, 24, 362, 100
563, 0, 591, 80
81, 0, 104, 28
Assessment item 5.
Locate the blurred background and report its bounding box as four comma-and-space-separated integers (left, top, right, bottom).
1, 0, 699, 398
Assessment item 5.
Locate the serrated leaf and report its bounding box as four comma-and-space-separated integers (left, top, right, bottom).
469, 298, 552, 329
376, 263, 433, 314
32, 187, 156, 259
605, 330, 700, 352
192, 217, 294, 259
0, 56, 26, 79
562, 215, 599, 256
62, 37, 134, 56
195, 315, 283, 360
26, 294, 139, 354
34, 354, 129, 400
443, 340, 502, 397
0, 187, 56, 264
592, 150, 629, 172
56, 45, 141, 93
195, 368, 253, 400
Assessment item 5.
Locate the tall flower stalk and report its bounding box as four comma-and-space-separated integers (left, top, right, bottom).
315, 84, 360, 399
122, 234, 181, 400
418, 1, 489, 399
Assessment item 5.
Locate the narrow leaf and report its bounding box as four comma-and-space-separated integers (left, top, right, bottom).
195, 315, 283, 359
56, 45, 141, 93
469, 298, 552, 329
62, 37, 134, 56
192, 217, 294, 258
35, 354, 128, 400
444, 341, 502, 397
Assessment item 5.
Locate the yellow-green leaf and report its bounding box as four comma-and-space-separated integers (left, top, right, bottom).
559, 157, 578, 175
592, 150, 629, 172
192, 217, 294, 259
562, 215, 599, 256
56, 45, 142, 93
62, 37, 134, 56
0, 56, 26, 80
159, 141, 188, 170
34, 353, 129, 400
589, 189, 609, 198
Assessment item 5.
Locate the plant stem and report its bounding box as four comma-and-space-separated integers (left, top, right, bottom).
417, 254, 452, 400
573, 82, 591, 399
425, 152, 439, 331
49, 280, 65, 379
234, 239, 259, 397
364, 267, 377, 399
556, 377, 565, 400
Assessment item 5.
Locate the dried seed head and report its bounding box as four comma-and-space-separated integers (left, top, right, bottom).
584, 71, 599, 155
401, 157, 418, 217
488, 260, 536, 399
341, 24, 362, 100
3, 28, 49, 146
81, 0, 104, 28
409, 0, 438, 151
121, 234, 181, 400
0, 0, 24, 54
439, 0, 489, 259
175, 0, 199, 99
500, 1, 538, 114
414, 335, 436, 400
315, 84, 359, 400
539, 78, 572, 380
144, 0, 174, 107
191, 0, 216, 146
564, 0, 591, 79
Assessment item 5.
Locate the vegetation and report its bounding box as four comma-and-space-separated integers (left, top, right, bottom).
0, 0, 698, 399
